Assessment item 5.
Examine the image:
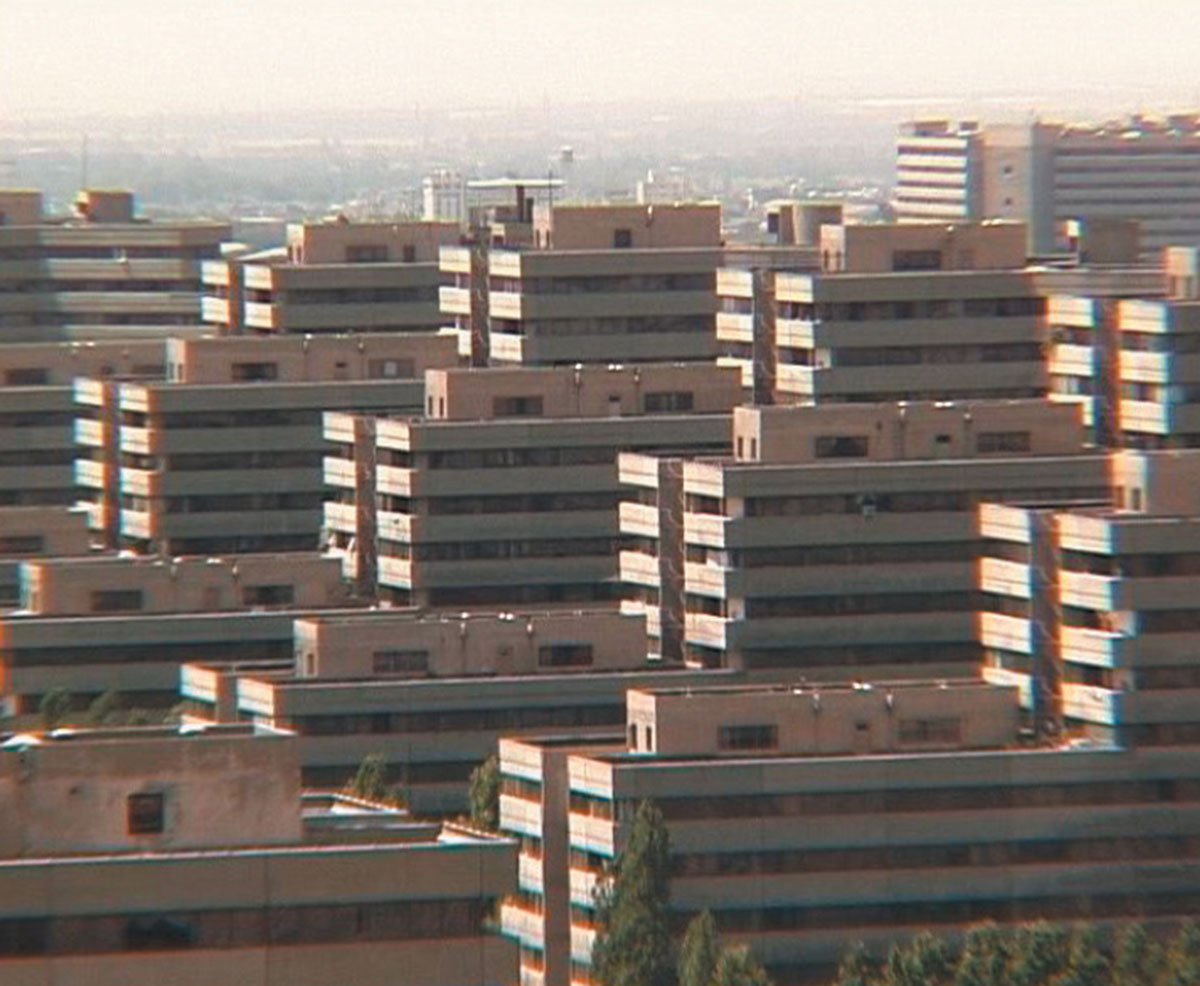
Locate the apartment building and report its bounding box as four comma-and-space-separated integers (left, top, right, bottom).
323, 363, 740, 608
202, 218, 460, 336
182, 608, 745, 814
0, 339, 164, 510
0, 552, 354, 717
0, 188, 228, 343
619, 400, 1108, 673
979, 449, 1200, 747
897, 114, 1200, 255
717, 220, 1161, 406
76, 332, 455, 554
893, 119, 986, 223
441, 202, 722, 366
0, 723, 516, 986
1049, 246, 1200, 447
500, 680, 1200, 986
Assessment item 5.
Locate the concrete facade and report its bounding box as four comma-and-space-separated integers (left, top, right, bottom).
0, 724, 517, 986
202, 219, 460, 336
323, 363, 740, 608
75, 333, 455, 554
0, 188, 228, 343
620, 400, 1108, 672
502, 681, 1200, 986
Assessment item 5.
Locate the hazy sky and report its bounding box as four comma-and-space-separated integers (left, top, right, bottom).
4, 0, 1198, 118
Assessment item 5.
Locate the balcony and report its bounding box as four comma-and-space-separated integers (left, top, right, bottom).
322, 456, 357, 490
978, 611, 1032, 655
569, 812, 616, 858
682, 512, 726, 548
243, 300, 279, 331
570, 866, 600, 907
1059, 570, 1119, 611
499, 792, 543, 839
978, 557, 1032, 598
200, 295, 232, 325
375, 463, 413, 497
618, 501, 660, 538
439, 285, 471, 316
1120, 400, 1171, 435
73, 459, 107, 490
323, 501, 356, 534
982, 666, 1032, 708
519, 853, 544, 895
377, 555, 413, 589
1048, 343, 1095, 379
716, 312, 753, 344
684, 611, 727, 650
119, 508, 154, 540
500, 902, 545, 950
1061, 683, 1122, 725
618, 550, 659, 588
376, 509, 413, 543
73, 418, 107, 448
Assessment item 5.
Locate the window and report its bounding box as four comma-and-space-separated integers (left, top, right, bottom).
241, 584, 295, 607
976, 431, 1031, 454
4, 368, 49, 385
898, 718, 963, 744
127, 792, 164, 835
644, 391, 694, 412
372, 649, 430, 675
717, 724, 778, 751
231, 361, 278, 382
814, 435, 869, 459
538, 643, 594, 667
402, 245, 416, 262
492, 395, 544, 417
346, 245, 388, 263
369, 358, 414, 379
91, 590, 144, 613
613, 228, 633, 248
892, 249, 943, 271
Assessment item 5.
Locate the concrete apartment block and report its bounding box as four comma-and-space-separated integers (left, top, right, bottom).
896, 114, 1200, 256
0, 339, 164, 510
0, 724, 516, 986
979, 449, 1200, 747
0, 188, 228, 343
323, 363, 740, 608
619, 400, 1108, 673
0, 552, 358, 717
75, 333, 455, 555
441, 202, 723, 366
182, 608, 749, 815
202, 218, 460, 336
501, 681, 1200, 986
718, 220, 1162, 407
1048, 247, 1200, 447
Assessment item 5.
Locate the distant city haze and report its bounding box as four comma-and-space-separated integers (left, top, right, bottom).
5, 0, 1199, 119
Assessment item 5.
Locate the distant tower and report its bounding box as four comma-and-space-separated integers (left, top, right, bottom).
422, 170, 466, 224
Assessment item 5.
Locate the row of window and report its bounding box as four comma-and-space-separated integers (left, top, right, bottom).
831, 343, 1043, 368
289, 703, 623, 737
382, 537, 618, 562
568, 778, 1200, 822
489, 273, 713, 295
0, 898, 494, 956
777, 297, 1042, 322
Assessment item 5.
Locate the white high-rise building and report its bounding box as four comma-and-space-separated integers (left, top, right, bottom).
422, 169, 466, 224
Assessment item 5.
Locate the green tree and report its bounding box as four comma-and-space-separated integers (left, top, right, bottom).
39, 688, 72, 731
1008, 922, 1070, 986
1164, 920, 1200, 986
1112, 923, 1163, 986
348, 753, 390, 803
885, 931, 953, 986
467, 754, 500, 831
713, 945, 772, 986
836, 941, 880, 986
591, 799, 674, 986
956, 922, 1011, 986
86, 690, 123, 727
679, 910, 721, 986
1055, 923, 1109, 986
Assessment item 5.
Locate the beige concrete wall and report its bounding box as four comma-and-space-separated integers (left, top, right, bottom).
168, 333, 456, 384
0, 507, 91, 558
1110, 450, 1200, 517
287, 220, 460, 264
627, 680, 1019, 757
535, 203, 721, 250
0, 340, 164, 385
0, 189, 43, 225
426, 363, 741, 421
20, 553, 348, 615
294, 609, 649, 679
0, 726, 301, 856
735, 399, 1085, 465
821, 220, 1027, 273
